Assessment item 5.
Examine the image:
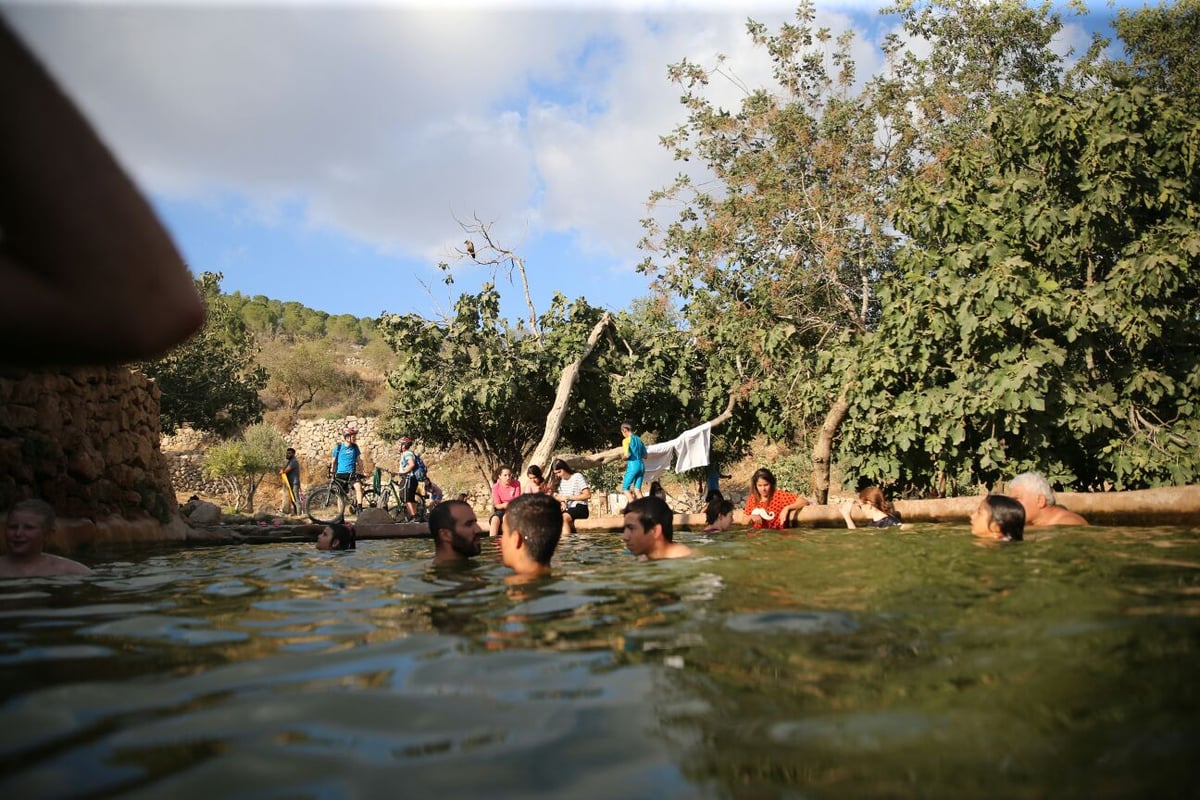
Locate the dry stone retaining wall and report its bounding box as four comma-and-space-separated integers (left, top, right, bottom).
0, 367, 190, 551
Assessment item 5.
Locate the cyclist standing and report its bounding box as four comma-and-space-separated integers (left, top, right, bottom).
396, 436, 422, 520
329, 428, 365, 509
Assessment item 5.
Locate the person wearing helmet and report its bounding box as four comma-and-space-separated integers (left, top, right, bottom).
396, 436, 422, 520
329, 428, 365, 508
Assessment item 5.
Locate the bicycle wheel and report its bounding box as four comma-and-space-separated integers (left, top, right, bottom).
361, 489, 381, 509
306, 486, 344, 524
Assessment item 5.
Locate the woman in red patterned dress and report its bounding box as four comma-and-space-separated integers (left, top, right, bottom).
743, 467, 809, 530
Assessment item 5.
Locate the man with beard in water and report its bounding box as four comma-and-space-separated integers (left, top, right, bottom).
429, 499, 483, 564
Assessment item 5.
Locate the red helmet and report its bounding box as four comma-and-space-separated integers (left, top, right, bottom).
399, 436, 414, 446
344, 428, 358, 436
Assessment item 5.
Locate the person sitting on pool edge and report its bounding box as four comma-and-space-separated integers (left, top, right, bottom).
429, 499, 483, 564
744, 467, 809, 529
1, 499, 92, 577
488, 465, 522, 538
551, 458, 592, 536
623, 496, 693, 560
315, 523, 356, 551
500, 493, 563, 577
1007, 472, 1088, 527
970, 495, 1025, 542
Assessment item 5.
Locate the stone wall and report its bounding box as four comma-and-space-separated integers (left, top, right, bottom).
0, 367, 190, 551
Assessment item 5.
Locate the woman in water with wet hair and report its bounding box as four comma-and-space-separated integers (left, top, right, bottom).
315, 523, 356, 550
970, 495, 1025, 542
839, 485, 903, 529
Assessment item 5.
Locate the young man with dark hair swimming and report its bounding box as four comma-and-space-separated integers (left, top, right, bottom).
622, 495, 692, 560
500, 493, 563, 577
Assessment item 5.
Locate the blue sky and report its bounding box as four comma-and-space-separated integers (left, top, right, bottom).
6, 1, 1116, 322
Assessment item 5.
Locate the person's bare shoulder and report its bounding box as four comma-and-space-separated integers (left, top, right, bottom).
1043, 506, 1088, 526
0, 554, 92, 577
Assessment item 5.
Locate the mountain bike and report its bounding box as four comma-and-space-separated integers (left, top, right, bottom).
374, 469, 428, 523
306, 472, 369, 524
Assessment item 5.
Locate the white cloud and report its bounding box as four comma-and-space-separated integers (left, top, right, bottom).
5, 2, 888, 307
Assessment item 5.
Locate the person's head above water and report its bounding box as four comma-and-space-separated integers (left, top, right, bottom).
429, 499, 481, 562
623, 495, 692, 560
971, 495, 1025, 542
2, 499, 92, 576
1007, 471, 1088, 527
316, 523, 356, 551
500, 493, 563, 574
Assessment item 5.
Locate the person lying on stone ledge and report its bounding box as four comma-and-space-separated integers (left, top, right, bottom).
1, 499, 92, 577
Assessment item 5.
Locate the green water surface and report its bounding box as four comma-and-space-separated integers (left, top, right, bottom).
0, 524, 1197, 798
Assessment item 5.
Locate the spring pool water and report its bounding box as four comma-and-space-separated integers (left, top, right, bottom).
1, 523, 1198, 798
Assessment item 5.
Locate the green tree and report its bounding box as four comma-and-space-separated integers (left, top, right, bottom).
378, 284, 594, 480
327, 313, 366, 344
265, 340, 354, 414
203, 422, 288, 512
1108, 0, 1200, 106
842, 84, 1200, 492
640, 0, 1073, 500
138, 272, 266, 435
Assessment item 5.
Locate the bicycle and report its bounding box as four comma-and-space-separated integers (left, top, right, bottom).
306, 472, 370, 524
373, 469, 428, 523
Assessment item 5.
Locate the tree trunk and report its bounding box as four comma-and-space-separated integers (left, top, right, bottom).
811, 392, 850, 504
525, 312, 613, 472
564, 390, 740, 470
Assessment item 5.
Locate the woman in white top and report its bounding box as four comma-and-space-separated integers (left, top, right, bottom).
551, 458, 591, 536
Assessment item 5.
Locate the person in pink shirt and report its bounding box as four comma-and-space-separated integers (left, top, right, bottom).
488, 466, 523, 537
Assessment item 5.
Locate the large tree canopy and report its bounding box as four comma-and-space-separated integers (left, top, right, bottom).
840, 84, 1200, 492
640, 0, 1072, 499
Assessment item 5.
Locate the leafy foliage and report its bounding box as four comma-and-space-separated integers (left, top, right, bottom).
639, 0, 1074, 498
264, 340, 358, 414
377, 283, 708, 482
138, 273, 266, 435
203, 423, 288, 512
841, 84, 1200, 491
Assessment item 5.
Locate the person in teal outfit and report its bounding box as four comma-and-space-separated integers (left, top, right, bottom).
620, 421, 647, 507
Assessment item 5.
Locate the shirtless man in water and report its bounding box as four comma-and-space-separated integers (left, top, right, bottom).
622, 496, 692, 560
1, 499, 92, 577
1008, 472, 1088, 527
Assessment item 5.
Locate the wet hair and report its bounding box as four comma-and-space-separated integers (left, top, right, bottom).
429, 499, 471, 539
858, 485, 899, 521
1010, 472, 1057, 506
550, 458, 575, 476
704, 490, 726, 524
9, 498, 55, 530
982, 495, 1025, 541
625, 495, 675, 542
327, 523, 356, 550
750, 467, 777, 502
504, 493, 563, 565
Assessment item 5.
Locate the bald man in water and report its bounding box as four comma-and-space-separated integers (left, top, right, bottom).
1, 499, 92, 577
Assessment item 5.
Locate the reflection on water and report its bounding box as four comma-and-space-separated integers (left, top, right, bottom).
1, 525, 1199, 797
